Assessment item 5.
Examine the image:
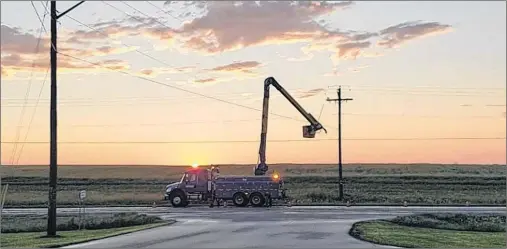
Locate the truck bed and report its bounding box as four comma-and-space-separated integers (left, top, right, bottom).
215, 175, 275, 182
213, 175, 283, 200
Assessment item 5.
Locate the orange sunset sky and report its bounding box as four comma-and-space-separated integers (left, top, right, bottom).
1, 1, 506, 166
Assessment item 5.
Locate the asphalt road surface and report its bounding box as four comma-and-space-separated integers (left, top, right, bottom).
4, 206, 505, 248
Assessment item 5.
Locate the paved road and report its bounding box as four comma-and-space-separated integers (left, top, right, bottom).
4, 206, 505, 248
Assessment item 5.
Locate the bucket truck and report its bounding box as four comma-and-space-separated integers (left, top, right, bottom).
254, 77, 327, 176
163, 77, 325, 208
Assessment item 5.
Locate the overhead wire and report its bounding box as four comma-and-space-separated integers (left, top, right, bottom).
58, 4, 313, 125
14, 1, 51, 166
8, 1, 50, 166
3, 85, 504, 107
62, 15, 175, 69
3, 118, 269, 129
56, 51, 305, 123
2, 137, 505, 145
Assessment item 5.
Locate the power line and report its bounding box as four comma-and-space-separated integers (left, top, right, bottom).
14, 67, 50, 165
2, 118, 270, 129
328, 84, 506, 91
14, 1, 51, 166
145, 1, 184, 24
120, 1, 173, 31
8, 1, 50, 166
56, 51, 309, 124
63, 14, 176, 70
31, 1, 48, 33
2, 137, 505, 145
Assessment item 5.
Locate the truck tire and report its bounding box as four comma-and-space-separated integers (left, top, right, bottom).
249, 192, 265, 207
232, 192, 248, 207
169, 190, 188, 208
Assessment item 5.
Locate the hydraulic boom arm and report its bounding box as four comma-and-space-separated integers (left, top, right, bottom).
255, 77, 327, 176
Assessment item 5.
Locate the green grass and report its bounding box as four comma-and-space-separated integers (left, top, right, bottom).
389, 213, 506, 232
349, 213, 507, 248
0, 222, 170, 248
1, 164, 505, 207
1, 212, 165, 233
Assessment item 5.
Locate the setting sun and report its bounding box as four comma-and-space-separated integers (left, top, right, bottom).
191, 163, 199, 168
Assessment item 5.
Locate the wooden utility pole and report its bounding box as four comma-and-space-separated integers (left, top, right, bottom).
326, 86, 353, 200
47, 0, 85, 237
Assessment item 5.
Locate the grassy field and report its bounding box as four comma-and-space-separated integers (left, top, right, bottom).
1, 164, 505, 207
349, 213, 507, 248
0, 223, 170, 248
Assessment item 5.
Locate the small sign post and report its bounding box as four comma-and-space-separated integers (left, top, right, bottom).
78, 190, 86, 230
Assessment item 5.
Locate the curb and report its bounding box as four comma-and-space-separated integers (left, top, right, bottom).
348, 220, 406, 248
52, 221, 176, 248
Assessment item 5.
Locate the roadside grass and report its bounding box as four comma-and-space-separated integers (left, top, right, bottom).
0, 222, 170, 248
389, 213, 506, 232
349, 213, 507, 248
1, 212, 164, 233
1, 164, 506, 207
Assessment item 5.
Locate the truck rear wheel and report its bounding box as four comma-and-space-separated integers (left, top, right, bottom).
232, 192, 248, 207
169, 190, 188, 208
249, 192, 265, 207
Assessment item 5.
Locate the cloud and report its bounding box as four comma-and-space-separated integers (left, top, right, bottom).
349, 64, 369, 73
287, 52, 315, 62
0, 25, 50, 55
336, 41, 371, 59
2, 3, 454, 80
1, 52, 130, 76
1, 67, 10, 78
136, 66, 196, 77
377, 21, 452, 48
140, 69, 155, 76
42, 2, 451, 66
297, 88, 326, 98
66, 16, 176, 44
209, 61, 261, 74
1, 24, 138, 78
323, 68, 341, 77
168, 1, 354, 54
194, 78, 217, 84
1, 25, 125, 57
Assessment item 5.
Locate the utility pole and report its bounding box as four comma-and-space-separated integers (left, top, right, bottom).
47, 0, 85, 237
326, 86, 353, 201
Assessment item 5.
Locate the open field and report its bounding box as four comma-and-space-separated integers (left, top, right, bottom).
349, 213, 507, 248
1, 164, 505, 207
2, 163, 506, 178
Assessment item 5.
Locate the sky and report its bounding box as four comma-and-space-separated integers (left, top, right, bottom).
1, 1, 506, 166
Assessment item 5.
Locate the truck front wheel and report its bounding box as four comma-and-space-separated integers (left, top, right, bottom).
169, 191, 188, 208
232, 192, 248, 207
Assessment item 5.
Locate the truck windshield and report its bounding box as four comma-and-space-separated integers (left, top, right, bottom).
180, 172, 197, 183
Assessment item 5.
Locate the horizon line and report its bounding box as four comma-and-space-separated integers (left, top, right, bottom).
2, 163, 506, 167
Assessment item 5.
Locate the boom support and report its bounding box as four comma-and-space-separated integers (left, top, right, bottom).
255, 77, 327, 176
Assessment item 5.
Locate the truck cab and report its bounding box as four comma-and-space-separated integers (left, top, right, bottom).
164, 166, 216, 207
